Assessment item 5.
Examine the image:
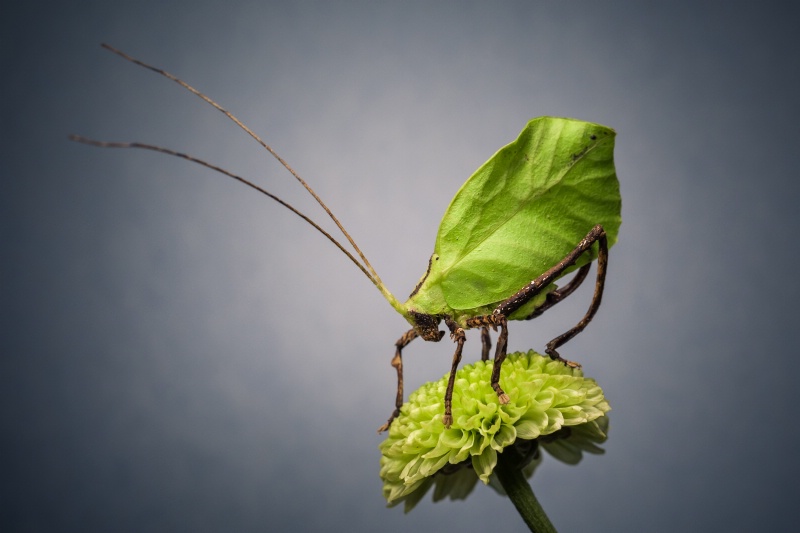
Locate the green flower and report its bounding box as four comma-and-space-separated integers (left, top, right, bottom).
379, 350, 610, 510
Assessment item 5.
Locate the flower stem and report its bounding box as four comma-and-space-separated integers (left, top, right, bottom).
495, 448, 557, 533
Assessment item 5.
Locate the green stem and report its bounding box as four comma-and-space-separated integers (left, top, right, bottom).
495, 449, 557, 533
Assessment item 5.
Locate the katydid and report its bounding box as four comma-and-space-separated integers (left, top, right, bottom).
71, 45, 621, 433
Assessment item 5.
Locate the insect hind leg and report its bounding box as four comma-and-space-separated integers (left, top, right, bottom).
524, 264, 591, 320
544, 231, 608, 367
496, 224, 608, 368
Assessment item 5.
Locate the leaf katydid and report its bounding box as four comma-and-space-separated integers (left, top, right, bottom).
71, 45, 621, 433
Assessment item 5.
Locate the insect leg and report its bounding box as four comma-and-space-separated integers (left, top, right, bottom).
544, 230, 608, 366
524, 264, 590, 320
465, 315, 509, 404
377, 329, 418, 433
442, 317, 466, 428
480, 326, 492, 361
490, 316, 510, 403
496, 224, 608, 367
496, 225, 606, 319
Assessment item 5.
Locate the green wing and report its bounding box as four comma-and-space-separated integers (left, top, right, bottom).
433, 117, 620, 311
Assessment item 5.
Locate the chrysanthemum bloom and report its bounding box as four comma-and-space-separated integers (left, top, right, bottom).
379, 350, 610, 511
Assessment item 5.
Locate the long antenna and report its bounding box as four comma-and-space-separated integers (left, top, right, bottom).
98, 43, 386, 292
68, 135, 377, 286
71, 45, 407, 316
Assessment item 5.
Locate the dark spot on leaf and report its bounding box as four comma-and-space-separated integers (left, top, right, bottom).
590, 134, 597, 140
571, 145, 589, 162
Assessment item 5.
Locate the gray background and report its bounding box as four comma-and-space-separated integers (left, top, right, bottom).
3, 1, 798, 531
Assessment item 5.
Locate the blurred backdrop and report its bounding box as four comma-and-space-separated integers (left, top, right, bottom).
3, 2, 799, 531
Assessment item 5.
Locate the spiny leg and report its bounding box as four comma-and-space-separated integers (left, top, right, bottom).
525, 264, 591, 320
442, 317, 466, 428
545, 231, 608, 365
377, 328, 418, 433
497, 225, 606, 319
495, 224, 608, 368
480, 326, 492, 361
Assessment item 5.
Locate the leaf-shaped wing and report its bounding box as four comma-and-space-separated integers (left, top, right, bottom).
435, 117, 620, 310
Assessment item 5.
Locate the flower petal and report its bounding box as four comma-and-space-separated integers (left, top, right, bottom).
379, 350, 611, 506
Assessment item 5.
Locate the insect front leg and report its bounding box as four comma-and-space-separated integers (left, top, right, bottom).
377, 329, 418, 433
497, 224, 609, 367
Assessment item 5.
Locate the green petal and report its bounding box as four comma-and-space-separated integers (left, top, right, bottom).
472, 446, 498, 483
379, 350, 611, 506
